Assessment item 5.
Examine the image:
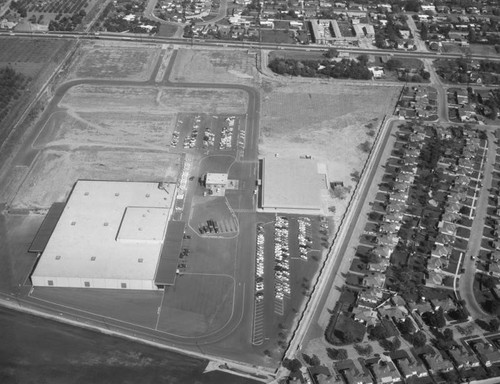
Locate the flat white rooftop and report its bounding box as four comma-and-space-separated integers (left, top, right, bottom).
206, 173, 228, 185
261, 158, 326, 213
32, 180, 176, 288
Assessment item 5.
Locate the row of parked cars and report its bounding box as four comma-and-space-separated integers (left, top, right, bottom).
298, 217, 313, 260
183, 115, 202, 149
274, 216, 291, 300
219, 116, 235, 150
255, 224, 265, 302
202, 127, 215, 148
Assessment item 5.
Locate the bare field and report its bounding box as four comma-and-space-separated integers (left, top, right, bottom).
60, 85, 249, 115
169, 48, 258, 84
34, 110, 176, 148
66, 43, 161, 81
12, 150, 181, 209
260, 83, 400, 187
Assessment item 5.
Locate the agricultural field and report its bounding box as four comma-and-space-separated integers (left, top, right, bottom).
0, 38, 72, 78
259, 82, 400, 191
169, 49, 258, 84
9, 0, 100, 30
0, 37, 73, 151
66, 43, 161, 81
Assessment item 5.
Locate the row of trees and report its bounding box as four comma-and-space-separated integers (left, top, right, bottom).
268, 58, 372, 80
0, 66, 29, 125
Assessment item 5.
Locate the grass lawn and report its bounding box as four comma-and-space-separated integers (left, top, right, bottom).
325, 313, 366, 345
158, 24, 179, 37
261, 30, 295, 44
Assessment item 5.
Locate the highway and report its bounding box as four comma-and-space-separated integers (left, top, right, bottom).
1, 30, 500, 62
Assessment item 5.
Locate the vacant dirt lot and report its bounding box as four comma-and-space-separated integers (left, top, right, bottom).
61, 85, 249, 115
169, 48, 258, 84
12, 149, 181, 209
260, 82, 399, 185
66, 43, 161, 81
34, 110, 177, 149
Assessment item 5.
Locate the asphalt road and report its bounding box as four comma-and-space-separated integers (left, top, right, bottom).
459, 129, 497, 320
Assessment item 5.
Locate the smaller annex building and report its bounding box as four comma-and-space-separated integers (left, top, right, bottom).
31, 180, 180, 290
260, 157, 329, 214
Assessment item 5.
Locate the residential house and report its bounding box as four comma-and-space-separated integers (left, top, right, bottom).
380, 222, 400, 234
392, 182, 408, 192
386, 201, 405, 213
449, 347, 481, 369
426, 271, 443, 286
389, 191, 408, 203
378, 234, 399, 247
422, 351, 455, 374
489, 262, 500, 278
358, 287, 384, 305
431, 244, 452, 258
397, 358, 428, 379
439, 221, 457, 236
442, 211, 461, 223
435, 233, 456, 246
399, 165, 417, 175
430, 297, 456, 312
368, 258, 390, 273
378, 305, 408, 322
428, 257, 448, 272
372, 245, 393, 259
473, 342, 500, 367
476, 90, 491, 104
384, 212, 404, 224
455, 89, 469, 105
409, 301, 433, 315
342, 368, 374, 384
353, 306, 378, 326
362, 272, 386, 289
370, 361, 402, 384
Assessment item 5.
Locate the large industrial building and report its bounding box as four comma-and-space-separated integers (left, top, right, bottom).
30, 180, 183, 290
260, 157, 329, 214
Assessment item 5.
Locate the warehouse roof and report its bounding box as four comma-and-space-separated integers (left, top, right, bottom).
261, 158, 326, 212
32, 180, 176, 282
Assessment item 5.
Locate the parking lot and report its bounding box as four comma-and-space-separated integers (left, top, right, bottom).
251, 214, 324, 350
170, 113, 245, 155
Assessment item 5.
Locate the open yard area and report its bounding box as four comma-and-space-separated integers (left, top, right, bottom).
259, 82, 400, 190
66, 43, 161, 81
169, 48, 258, 84
11, 149, 181, 209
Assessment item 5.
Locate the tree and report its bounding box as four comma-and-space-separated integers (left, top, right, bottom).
410, 331, 427, 348
351, 170, 361, 183
369, 325, 388, 340
357, 54, 369, 65
358, 140, 372, 153
385, 59, 402, 71
326, 348, 348, 360
325, 48, 338, 58
283, 358, 302, 372
353, 343, 373, 356
420, 23, 428, 40
443, 328, 454, 341
490, 318, 500, 332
